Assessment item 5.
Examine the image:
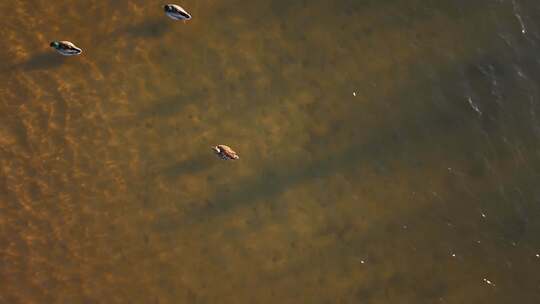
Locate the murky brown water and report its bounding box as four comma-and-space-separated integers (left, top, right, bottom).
1, 0, 540, 303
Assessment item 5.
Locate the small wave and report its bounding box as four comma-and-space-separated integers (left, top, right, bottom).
512, 0, 527, 35
467, 96, 482, 115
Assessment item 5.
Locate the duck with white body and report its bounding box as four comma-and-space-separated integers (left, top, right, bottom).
164, 4, 192, 21
50, 41, 82, 56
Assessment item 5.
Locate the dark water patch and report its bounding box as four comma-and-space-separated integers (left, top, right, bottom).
139, 94, 190, 119
191, 84, 466, 222
138, 89, 209, 120
183, 38, 540, 230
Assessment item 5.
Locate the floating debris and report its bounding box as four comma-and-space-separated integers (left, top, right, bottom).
483, 278, 495, 286
50, 41, 82, 56
535, 253, 539, 258
451, 253, 456, 258
212, 145, 239, 160
164, 4, 192, 21
352, 91, 357, 96
481, 212, 486, 218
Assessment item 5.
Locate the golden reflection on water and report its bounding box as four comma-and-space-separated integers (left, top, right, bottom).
1, 0, 540, 303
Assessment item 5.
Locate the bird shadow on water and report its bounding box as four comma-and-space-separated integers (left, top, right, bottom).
112, 17, 172, 39
2, 51, 66, 73
161, 154, 212, 179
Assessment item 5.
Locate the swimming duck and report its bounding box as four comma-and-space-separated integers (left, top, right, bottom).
212, 145, 239, 160
164, 4, 192, 21
50, 41, 82, 56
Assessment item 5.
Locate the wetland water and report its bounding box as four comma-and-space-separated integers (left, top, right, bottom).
1, 0, 540, 303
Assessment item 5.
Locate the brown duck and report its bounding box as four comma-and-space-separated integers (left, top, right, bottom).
212, 145, 239, 160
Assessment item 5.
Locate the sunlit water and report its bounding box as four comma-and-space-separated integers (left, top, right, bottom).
1, 0, 540, 303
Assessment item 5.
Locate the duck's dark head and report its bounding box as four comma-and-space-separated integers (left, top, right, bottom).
164, 5, 173, 12
50, 41, 60, 48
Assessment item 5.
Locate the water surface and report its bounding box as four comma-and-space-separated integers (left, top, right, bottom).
1, 0, 540, 303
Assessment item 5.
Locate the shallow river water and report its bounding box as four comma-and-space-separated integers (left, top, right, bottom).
1, 0, 540, 303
